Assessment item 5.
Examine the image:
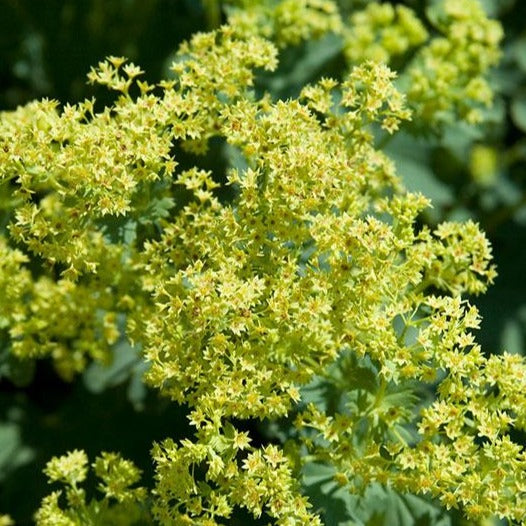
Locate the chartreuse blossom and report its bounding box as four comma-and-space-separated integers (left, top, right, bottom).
343, 2, 428, 64
221, 0, 501, 128
224, 0, 342, 46
342, 0, 502, 127
470, 144, 499, 187
0, 234, 127, 380
35, 450, 149, 526
0, 9, 524, 526
406, 0, 503, 126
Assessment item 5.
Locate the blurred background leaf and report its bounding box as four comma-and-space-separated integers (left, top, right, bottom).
302, 463, 452, 526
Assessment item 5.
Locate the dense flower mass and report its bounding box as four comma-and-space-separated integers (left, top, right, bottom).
0, 1, 524, 525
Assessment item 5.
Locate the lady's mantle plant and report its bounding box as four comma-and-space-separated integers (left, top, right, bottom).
0, 1, 525, 525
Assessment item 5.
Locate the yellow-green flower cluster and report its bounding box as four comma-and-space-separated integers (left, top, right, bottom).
340, 0, 502, 128
0, 91, 172, 277
343, 2, 428, 65
35, 450, 149, 526
225, 0, 342, 46
470, 144, 498, 187
401, 350, 526, 522
0, 235, 125, 379
407, 0, 503, 125
294, 286, 526, 521
152, 423, 320, 524
0, 236, 31, 328
0, 12, 524, 526
9, 278, 122, 380
296, 294, 526, 519
139, 61, 413, 426
300, 61, 413, 136
0, 27, 277, 378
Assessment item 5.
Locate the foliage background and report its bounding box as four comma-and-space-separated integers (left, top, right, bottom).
0, 0, 524, 524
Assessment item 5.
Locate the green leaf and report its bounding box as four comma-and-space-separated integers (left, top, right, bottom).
303, 462, 451, 526
478, 0, 515, 17
83, 336, 145, 406
0, 422, 34, 482
511, 94, 526, 132
364, 485, 451, 526
512, 36, 526, 72
304, 467, 452, 526
386, 133, 453, 219
137, 195, 176, 225
500, 305, 526, 355
122, 219, 137, 245
258, 33, 343, 99
303, 463, 359, 526
0, 345, 35, 387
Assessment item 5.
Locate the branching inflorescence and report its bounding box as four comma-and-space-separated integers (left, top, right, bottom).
0, 1, 524, 525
